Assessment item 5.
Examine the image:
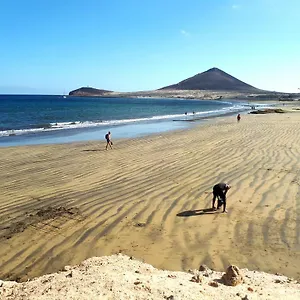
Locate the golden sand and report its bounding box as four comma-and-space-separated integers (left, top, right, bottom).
1, 108, 300, 281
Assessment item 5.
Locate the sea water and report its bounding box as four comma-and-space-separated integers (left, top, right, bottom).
0, 95, 270, 147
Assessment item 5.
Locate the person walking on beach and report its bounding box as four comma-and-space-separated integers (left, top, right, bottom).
237, 114, 241, 122
105, 131, 113, 150
212, 182, 231, 213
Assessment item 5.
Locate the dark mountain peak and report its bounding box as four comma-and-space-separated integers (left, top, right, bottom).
159, 68, 260, 92
206, 67, 222, 72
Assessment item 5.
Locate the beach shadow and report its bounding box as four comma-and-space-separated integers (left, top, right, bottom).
176, 208, 219, 217
82, 149, 105, 152
214, 278, 224, 284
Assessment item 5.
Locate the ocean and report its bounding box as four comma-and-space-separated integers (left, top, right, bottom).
0, 95, 270, 147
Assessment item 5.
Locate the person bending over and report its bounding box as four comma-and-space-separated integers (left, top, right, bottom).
212, 182, 231, 213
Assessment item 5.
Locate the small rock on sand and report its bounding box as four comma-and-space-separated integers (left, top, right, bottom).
222, 265, 244, 286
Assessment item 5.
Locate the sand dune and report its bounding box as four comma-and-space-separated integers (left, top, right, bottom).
1, 108, 300, 282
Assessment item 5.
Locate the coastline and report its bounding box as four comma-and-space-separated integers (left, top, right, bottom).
70, 88, 300, 102
0, 119, 193, 148
1, 106, 300, 286
0, 98, 277, 148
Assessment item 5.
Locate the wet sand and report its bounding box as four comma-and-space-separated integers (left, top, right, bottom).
1, 108, 300, 281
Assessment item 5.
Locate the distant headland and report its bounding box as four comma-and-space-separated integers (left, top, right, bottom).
69, 87, 112, 96
69, 68, 300, 101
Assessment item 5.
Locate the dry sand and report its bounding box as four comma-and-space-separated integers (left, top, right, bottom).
1, 106, 300, 295
1, 254, 299, 300
107, 89, 244, 100
97, 89, 300, 101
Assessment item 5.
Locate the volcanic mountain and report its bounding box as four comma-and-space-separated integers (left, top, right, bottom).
159, 68, 261, 92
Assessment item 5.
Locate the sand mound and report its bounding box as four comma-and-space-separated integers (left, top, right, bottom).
1, 254, 299, 300
0, 206, 81, 240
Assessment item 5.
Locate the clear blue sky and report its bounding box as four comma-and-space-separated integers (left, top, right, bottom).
0, 0, 299, 94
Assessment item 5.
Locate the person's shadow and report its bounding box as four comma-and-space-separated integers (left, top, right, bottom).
176, 208, 219, 217
82, 149, 105, 152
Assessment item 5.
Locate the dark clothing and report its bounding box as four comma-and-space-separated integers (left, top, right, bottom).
217, 198, 226, 209
212, 183, 229, 212
213, 183, 228, 194
105, 132, 112, 150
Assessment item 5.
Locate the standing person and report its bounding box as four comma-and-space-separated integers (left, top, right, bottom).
105, 131, 113, 150
237, 114, 241, 122
212, 183, 231, 213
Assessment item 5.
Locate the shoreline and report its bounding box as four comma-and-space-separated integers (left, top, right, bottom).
1, 106, 300, 284
0, 99, 278, 148
0, 119, 193, 148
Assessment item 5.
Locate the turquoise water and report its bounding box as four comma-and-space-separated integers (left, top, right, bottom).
0, 95, 266, 147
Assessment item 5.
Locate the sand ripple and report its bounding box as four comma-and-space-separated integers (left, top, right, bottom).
1, 111, 300, 281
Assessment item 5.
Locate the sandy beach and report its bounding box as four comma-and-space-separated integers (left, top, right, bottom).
1, 107, 300, 286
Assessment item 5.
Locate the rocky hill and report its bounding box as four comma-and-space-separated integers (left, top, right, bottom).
69, 87, 112, 96
159, 67, 262, 92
